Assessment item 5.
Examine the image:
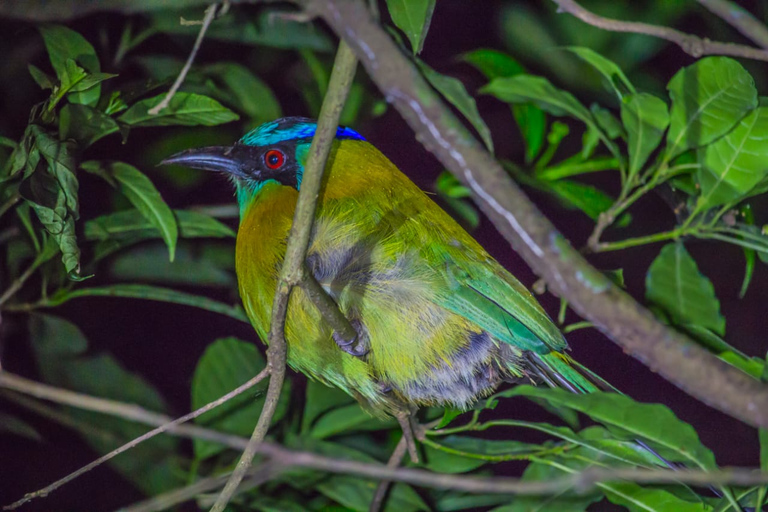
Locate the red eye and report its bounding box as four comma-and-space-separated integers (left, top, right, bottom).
264, 149, 285, 170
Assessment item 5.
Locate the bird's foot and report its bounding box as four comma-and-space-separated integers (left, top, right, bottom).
333, 318, 369, 358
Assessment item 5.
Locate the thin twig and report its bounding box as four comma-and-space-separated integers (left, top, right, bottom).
551, 0, 768, 62
148, 4, 217, 115
4, 377, 768, 505
0, 369, 269, 511
300, 0, 768, 430
696, 0, 768, 50
299, 265, 358, 342
369, 435, 408, 512
208, 39, 359, 512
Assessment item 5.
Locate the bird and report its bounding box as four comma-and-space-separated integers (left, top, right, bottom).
162, 116, 602, 418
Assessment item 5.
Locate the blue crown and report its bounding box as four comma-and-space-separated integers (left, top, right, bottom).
240, 117, 365, 147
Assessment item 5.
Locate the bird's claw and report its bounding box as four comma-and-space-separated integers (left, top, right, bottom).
333, 319, 369, 358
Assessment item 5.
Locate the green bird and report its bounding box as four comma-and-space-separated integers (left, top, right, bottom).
163, 117, 600, 417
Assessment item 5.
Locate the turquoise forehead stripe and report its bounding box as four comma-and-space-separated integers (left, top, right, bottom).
239, 122, 365, 146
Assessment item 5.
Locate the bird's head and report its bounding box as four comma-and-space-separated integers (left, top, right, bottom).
161, 116, 365, 209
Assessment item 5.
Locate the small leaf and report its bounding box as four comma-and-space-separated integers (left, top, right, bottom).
697, 107, 768, 209
118, 92, 239, 127
667, 57, 757, 158
462, 48, 524, 79
85, 208, 234, 242
59, 104, 119, 148
646, 242, 725, 335
203, 62, 282, 124
82, 161, 178, 261
621, 93, 669, 178
385, 0, 436, 54
592, 104, 624, 140
28, 64, 54, 90
0, 413, 42, 442
311, 403, 395, 439
566, 46, 635, 99
191, 337, 289, 459
547, 180, 615, 221
301, 379, 355, 433
419, 61, 494, 152
39, 25, 101, 106
483, 75, 592, 124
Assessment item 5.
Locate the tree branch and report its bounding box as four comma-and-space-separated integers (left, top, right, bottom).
550, 0, 768, 62
208, 39, 359, 512
696, 0, 768, 50
298, 0, 768, 430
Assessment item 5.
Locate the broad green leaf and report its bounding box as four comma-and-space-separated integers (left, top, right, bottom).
603, 482, 712, 512
203, 62, 281, 124
621, 93, 669, 178
31, 126, 78, 215
59, 104, 119, 148
666, 57, 757, 158
697, 107, 768, 209
118, 92, 239, 127
0, 413, 42, 442
646, 242, 725, 335
82, 161, 178, 261
46, 284, 249, 323
463, 49, 544, 161
592, 105, 624, 140
39, 25, 101, 106
505, 386, 717, 470
191, 337, 290, 459
567, 46, 635, 99
84, 209, 234, 242
483, 75, 592, 124
419, 62, 494, 152
385, 0, 436, 54
311, 403, 395, 439
28, 64, 54, 89
317, 475, 428, 512
302, 379, 355, 433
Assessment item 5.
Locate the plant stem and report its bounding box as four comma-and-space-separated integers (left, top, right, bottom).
209, 39, 359, 512
593, 229, 685, 253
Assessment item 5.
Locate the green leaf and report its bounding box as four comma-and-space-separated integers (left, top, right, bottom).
59, 104, 119, 148
463, 49, 545, 162
311, 403, 395, 439
425, 435, 545, 464
666, 57, 757, 158
191, 337, 289, 459
29, 313, 88, 358
505, 386, 718, 470
419, 61, 494, 152
646, 242, 725, 335
28, 64, 54, 90
82, 161, 178, 261
0, 413, 42, 442
621, 93, 670, 178
566, 46, 635, 100
385, 0, 436, 54
603, 482, 713, 512
317, 475, 428, 512
85, 209, 234, 242
302, 379, 355, 433
592, 105, 624, 140
118, 92, 239, 127
47, 284, 249, 323
204, 62, 281, 124
39, 25, 101, 106
547, 180, 615, 221
697, 107, 768, 209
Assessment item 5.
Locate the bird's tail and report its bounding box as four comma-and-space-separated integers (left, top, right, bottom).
525, 352, 615, 394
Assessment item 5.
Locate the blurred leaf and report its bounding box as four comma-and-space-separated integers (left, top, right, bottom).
739, 205, 756, 298
302, 379, 355, 433
425, 435, 545, 463
666, 57, 757, 158
536, 156, 619, 181
697, 107, 768, 210
463, 49, 545, 162
591, 105, 623, 140
28, 64, 54, 90
85, 208, 234, 242
547, 180, 615, 221
82, 161, 178, 261
419, 61, 493, 152
0, 413, 42, 442
566, 46, 635, 100
191, 337, 290, 459
29, 313, 88, 358
39, 24, 101, 106
441, 196, 479, 229
385, 0, 436, 54
59, 104, 119, 148
310, 403, 395, 439
602, 482, 712, 512
118, 92, 239, 127
621, 93, 669, 178
47, 284, 249, 323
203, 62, 281, 124
150, 8, 332, 51
436, 171, 470, 199
435, 492, 512, 512
646, 242, 725, 335
505, 386, 717, 470
317, 475, 428, 512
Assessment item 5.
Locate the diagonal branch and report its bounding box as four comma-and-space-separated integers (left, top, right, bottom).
551, 0, 768, 62
208, 39, 359, 512
696, 0, 768, 50
298, 0, 768, 430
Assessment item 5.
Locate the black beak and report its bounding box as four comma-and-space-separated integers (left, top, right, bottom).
160, 146, 249, 179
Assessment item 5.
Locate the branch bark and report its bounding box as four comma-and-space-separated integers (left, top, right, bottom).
297, 0, 768, 430
551, 0, 768, 61
208, 39, 359, 512
696, 0, 768, 50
